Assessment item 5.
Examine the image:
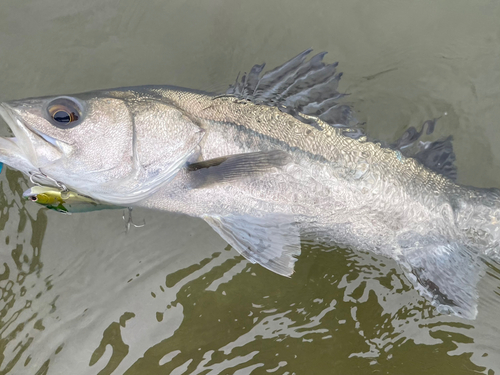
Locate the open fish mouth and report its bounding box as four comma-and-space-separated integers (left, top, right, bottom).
0, 102, 56, 177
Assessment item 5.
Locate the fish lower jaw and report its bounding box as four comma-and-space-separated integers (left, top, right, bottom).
0, 136, 38, 175
0, 104, 40, 167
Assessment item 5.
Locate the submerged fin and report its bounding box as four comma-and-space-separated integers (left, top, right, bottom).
398, 233, 483, 319
226, 49, 362, 137
391, 119, 436, 150
187, 150, 291, 188
412, 136, 457, 181
392, 119, 457, 181
203, 214, 301, 277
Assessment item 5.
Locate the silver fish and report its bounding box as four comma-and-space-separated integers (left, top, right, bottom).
0, 50, 498, 319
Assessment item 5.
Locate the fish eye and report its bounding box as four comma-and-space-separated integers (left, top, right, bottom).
29, 195, 38, 202
52, 107, 77, 123
46, 97, 83, 129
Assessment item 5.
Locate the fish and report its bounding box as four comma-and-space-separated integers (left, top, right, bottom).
22, 185, 121, 213
0, 49, 498, 319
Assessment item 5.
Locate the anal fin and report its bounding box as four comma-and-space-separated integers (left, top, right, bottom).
203, 214, 301, 277
398, 233, 484, 319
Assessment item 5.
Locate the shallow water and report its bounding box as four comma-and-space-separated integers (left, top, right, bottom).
1, 0, 500, 374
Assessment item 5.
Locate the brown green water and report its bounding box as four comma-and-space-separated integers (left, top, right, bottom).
1, 0, 500, 373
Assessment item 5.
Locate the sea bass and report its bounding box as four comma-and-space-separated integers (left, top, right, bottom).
0, 50, 498, 319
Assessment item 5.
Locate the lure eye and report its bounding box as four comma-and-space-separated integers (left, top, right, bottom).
46, 97, 83, 128
29, 195, 38, 202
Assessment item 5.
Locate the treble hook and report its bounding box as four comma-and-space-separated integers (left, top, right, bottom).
28, 169, 68, 193
122, 207, 145, 233
29, 172, 43, 186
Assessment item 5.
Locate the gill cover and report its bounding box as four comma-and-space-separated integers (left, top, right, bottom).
101, 97, 206, 205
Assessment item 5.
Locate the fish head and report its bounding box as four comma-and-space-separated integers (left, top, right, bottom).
0, 89, 205, 205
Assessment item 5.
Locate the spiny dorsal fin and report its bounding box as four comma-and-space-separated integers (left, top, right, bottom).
226, 49, 362, 137
187, 150, 291, 188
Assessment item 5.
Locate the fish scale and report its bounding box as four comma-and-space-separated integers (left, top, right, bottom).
0, 50, 498, 320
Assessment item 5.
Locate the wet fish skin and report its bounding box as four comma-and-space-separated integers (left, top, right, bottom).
0, 91, 205, 205
0, 52, 499, 319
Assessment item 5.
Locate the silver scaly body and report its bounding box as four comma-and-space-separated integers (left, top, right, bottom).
0, 50, 498, 319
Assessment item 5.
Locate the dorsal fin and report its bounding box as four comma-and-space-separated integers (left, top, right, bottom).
228, 52, 457, 180
390, 119, 457, 181
226, 49, 362, 137
412, 136, 457, 181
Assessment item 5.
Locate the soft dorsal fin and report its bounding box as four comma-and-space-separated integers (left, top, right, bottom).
391, 119, 457, 181
412, 136, 457, 181
391, 119, 436, 150
226, 49, 362, 137
187, 150, 291, 188
203, 214, 301, 277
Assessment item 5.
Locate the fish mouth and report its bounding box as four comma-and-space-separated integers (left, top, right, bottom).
0, 102, 60, 176
0, 103, 36, 175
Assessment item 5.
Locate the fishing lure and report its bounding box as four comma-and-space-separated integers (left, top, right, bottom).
23, 186, 121, 214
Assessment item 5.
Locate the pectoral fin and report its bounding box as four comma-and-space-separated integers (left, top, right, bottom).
203, 214, 301, 277
398, 234, 484, 319
187, 150, 291, 188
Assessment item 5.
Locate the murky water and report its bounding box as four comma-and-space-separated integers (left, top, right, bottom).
1, 0, 500, 373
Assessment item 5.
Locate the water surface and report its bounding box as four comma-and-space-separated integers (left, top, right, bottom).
1, 0, 500, 373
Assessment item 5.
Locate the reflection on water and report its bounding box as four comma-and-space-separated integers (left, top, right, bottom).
89, 312, 135, 375
121, 244, 488, 374
0, 170, 48, 374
